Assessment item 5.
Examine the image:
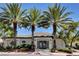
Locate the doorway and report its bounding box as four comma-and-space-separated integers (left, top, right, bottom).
37, 41, 49, 49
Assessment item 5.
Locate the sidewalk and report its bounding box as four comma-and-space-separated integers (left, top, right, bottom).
0, 51, 79, 56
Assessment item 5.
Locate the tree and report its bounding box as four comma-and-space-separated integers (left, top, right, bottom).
0, 3, 27, 47
65, 22, 79, 50
0, 22, 14, 47
41, 4, 73, 52
58, 22, 79, 51
0, 22, 14, 37
22, 8, 43, 50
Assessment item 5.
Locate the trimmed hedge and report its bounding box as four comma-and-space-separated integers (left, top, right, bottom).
51, 48, 72, 53
0, 44, 34, 52
0, 46, 5, 51
16, 44, 32, 49
57, 48, 72, 53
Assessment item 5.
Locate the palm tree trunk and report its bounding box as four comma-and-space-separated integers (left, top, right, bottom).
31, 25, 35, 50
52, 23, 57, 52
13, 22, 17, 48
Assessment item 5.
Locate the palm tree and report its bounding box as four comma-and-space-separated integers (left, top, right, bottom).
22, 8, 43, 50
66, 22, 79, 50
0, 22, 14, 37
58, 22, 79, 51
0, 22, 14, 47
0, 3, 27, 47
42, 4, 73, 52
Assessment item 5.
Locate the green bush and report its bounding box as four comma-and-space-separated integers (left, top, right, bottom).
0, 46, 5, 51
12, 44, 35, 52
6, 46, 12, 50
26, 44, 32, 49
15, 44, 33, 52
21, 44, 27, 48
74, 43, 79, 49
50, 48, 56, 52
16, 45, 21, 49
15, 44, 32, 49
57, 48, 72, 53
51, 48, 72, 53
15, 44, 27, 49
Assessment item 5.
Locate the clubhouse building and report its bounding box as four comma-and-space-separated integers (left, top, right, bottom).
0, 32, 65, 50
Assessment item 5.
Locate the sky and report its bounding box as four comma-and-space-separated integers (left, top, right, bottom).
0, 3, 79, 36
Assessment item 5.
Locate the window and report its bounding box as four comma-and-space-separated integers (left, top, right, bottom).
22, 40, 26, 43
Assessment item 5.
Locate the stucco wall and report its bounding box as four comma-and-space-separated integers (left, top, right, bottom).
3, 39, 32, 48
16, 39, 31, 46
3, 39, 13, 48
2, 38, 65, 49
34, 38, 65, 49
56, 39, 65, 49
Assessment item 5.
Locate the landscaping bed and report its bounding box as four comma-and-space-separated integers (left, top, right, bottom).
57, 48, 72, 53
51, 48, 75, 54
0, 44, 35, 52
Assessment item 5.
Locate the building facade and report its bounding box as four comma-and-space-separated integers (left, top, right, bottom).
1, 32, 66, 50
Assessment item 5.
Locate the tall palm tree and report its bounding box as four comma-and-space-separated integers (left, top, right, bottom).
22, 8, 43, 50
42, 4, 73, 52
0, 3, 27, 47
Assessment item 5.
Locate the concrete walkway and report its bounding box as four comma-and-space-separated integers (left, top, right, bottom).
0, 50, 79, 56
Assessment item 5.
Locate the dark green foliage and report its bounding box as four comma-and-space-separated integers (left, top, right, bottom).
6, 46, 12, 50
74, 43, 79, 49
16, 44, 32, 49
15, 44, 33, 52
0, 44, 33, 52
26, 44, 32, 49
57, 48, 72, 53
0, 46, 5, 51
21, 44, 27, 48
51, 48, 56, 52
16, 45, 21, 49
51, 48, 72, 53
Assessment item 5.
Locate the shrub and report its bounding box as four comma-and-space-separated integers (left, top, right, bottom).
57, 48, 72, 53
14, 44, 34, 52
0, 46, 5, 51
15, 44, 27, 49
16, 44, 32, 49
21, 44, 27, 48
26, 44, 32, 49
16, 45, 21, 49
51, 48, 56, 52
51, 48, 72, 53
6, 46, 12, 50
74, 43, 79, 49
20, 44, 32, 49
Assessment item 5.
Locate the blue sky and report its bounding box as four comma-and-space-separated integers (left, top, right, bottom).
0, 3, 79, 36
